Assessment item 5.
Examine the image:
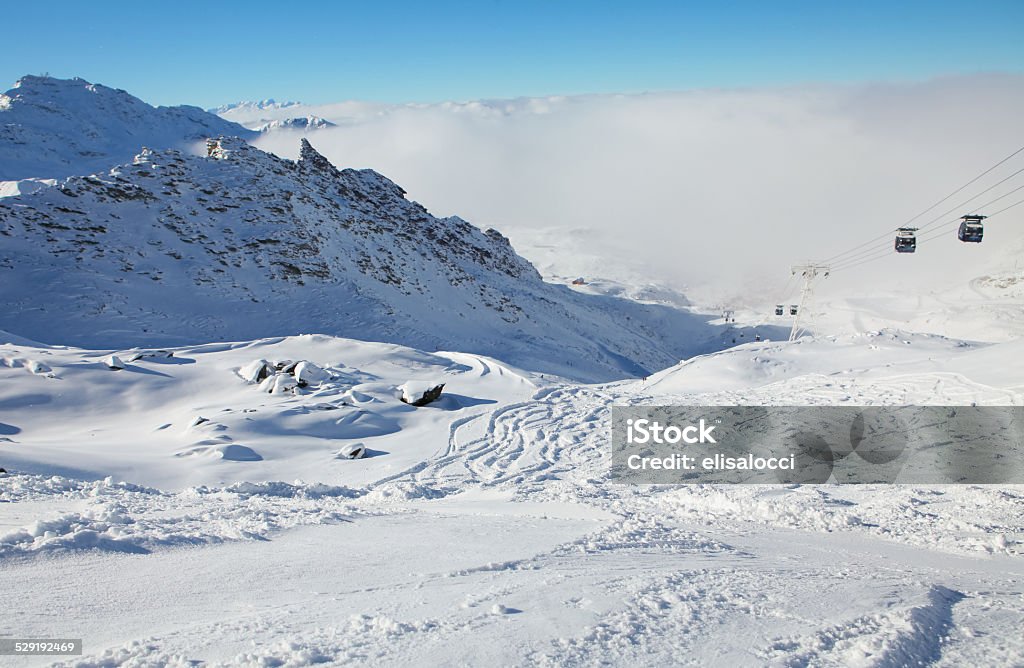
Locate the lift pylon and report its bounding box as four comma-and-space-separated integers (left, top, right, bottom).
789, 264, 830, 342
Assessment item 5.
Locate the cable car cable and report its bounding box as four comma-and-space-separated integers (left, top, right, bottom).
831, 194, 1024, 274
984, 195, 1024, 218
829, 182, 1024, 272
913, 166, 1024, 233
899, 144, 1024, 228
816, 143, 1024, 264
824, 166, 1024, 268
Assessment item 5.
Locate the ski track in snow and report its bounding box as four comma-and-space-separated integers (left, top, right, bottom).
1, 329, 1024, 666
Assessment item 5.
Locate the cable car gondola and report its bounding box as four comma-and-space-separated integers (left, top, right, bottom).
775, 304, 784, 316
895, 227, 918, 253
789, 304, 798, 315
957, 215, 986, 243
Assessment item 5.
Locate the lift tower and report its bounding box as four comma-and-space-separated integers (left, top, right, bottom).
789, 264, 830, 342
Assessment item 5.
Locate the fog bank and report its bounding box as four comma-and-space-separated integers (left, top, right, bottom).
252, 74, 1024, 303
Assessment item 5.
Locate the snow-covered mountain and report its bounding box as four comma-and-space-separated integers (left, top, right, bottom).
0, 75, 254, 181
255, 115, 336, 133
213, 99, 337, 133
2, 74, 1023, 667
211, 99, 302, 116
0, 136, 757, 381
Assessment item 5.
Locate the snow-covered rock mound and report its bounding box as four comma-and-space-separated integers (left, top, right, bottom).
0, 75, 255, 181
0, 135, 764, 381
0, 177, 56, 198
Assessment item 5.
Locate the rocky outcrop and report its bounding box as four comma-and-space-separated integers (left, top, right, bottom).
334, 443, 366, 460
399, 382, 445, 407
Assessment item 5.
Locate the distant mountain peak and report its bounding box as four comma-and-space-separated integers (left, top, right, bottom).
211, 99, 302, 115
256, 115, 336, 133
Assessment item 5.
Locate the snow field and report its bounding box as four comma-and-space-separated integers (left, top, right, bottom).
2, 326, 1023, 665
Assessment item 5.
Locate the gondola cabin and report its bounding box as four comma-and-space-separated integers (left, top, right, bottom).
789, 304, 798, 315
957, 215, 985, 243
775, 304, 784, 316
895, 227, 918, 253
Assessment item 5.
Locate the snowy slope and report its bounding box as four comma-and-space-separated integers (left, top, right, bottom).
813, 260, 1024, 344
1, 79, 1021, 667
0, 332, 538, 491
707, 261, 1024, 350
0, 75, 254, 181
1, 328, 1022, 665
0, 137, 761, 381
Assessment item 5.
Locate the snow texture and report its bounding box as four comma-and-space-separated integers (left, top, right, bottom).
1, 324, 1023, 666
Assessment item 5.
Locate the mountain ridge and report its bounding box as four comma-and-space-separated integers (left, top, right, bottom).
0, 75, 255, 181
0, 134, 751, 380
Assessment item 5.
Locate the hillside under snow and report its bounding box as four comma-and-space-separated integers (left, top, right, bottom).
0, 136, 756, 381
0, 75, 254, 182
1, 325, 1022, 665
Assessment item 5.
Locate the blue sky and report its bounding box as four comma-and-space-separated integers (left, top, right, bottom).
4, 0, 1023, 107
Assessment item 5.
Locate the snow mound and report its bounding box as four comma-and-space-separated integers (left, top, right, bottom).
0, 473, 361, 557
334, 443, 367, 460
0, 334, 537, 490
0, 177, 55, 198
176, 442, 263, 462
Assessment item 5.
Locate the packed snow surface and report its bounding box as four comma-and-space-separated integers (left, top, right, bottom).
2, 321, 1023, 666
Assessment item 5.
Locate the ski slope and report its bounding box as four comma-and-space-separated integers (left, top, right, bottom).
2, 317, 1023, 666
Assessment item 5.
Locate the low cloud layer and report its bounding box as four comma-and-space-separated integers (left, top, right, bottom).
252, 74, 1024, 303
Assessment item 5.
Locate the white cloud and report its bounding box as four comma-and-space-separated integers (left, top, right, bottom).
252, 74, 1024, 303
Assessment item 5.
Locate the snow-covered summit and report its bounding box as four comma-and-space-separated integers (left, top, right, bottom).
255, 116, 336, 133
0, 75, 255, 181
0, 136, 747, 380
211, 99, 302, 115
